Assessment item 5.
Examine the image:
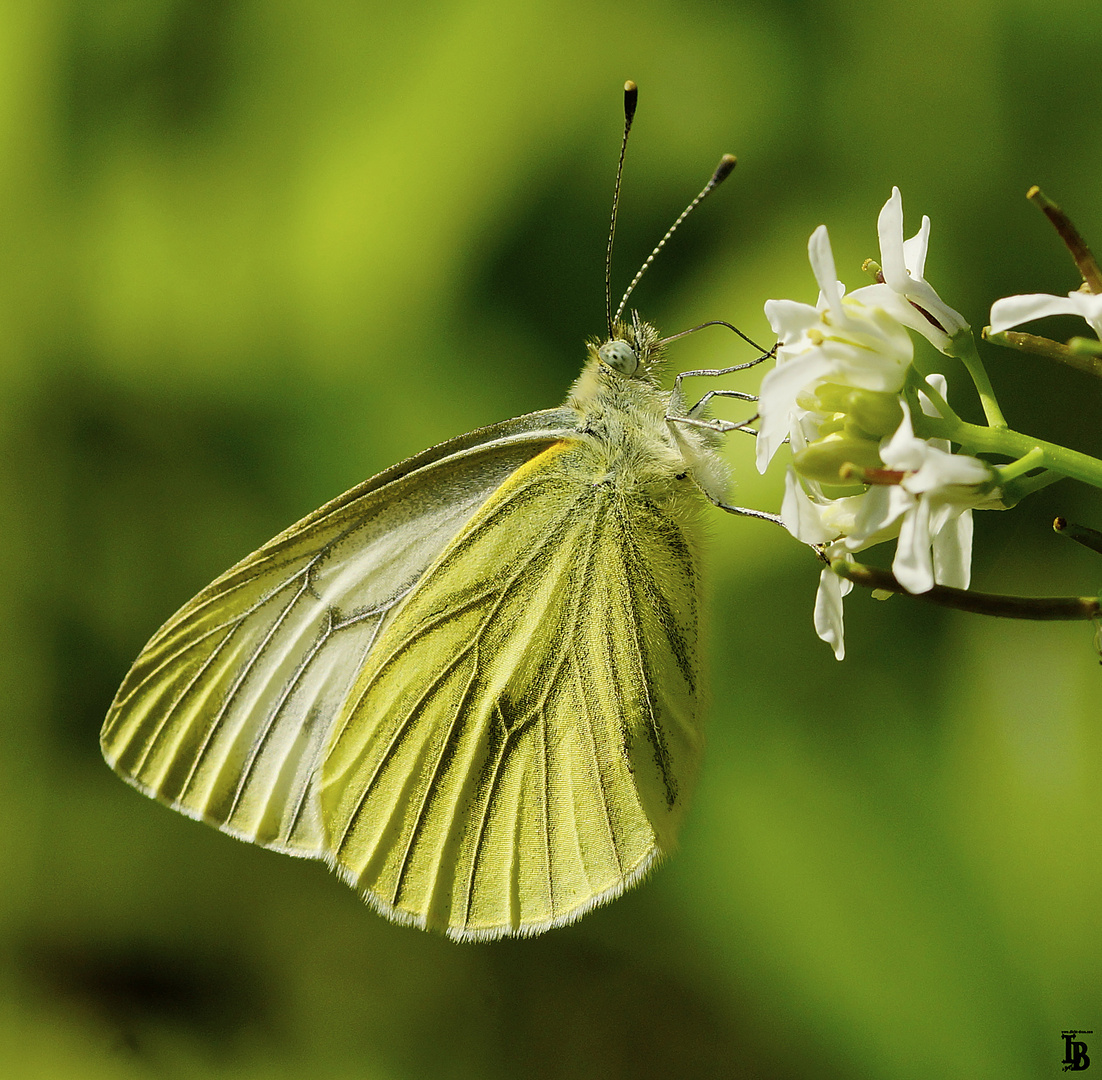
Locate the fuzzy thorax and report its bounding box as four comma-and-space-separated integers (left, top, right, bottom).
564, 318, 729, 509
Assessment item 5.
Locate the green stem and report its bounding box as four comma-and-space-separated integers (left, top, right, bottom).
1000, 467, 1063, 504
950, 332, 1007, 428
993, 448, 1051, 508
996, 446, 1046, 484
916, 413, 1102, 490
983, 328, 1102, 380
906, 370, 959, 422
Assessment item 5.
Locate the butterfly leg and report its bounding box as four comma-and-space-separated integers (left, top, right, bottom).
668, 345, 774, 433
682, 388, 759, 433
687, 387, 754, 412
696, 480, 785, 526
667, 411, 758, 436
670, 360, 765, 402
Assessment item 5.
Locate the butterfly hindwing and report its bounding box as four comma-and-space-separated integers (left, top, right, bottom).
100, 409, 580, 857
320, 437, 704, 939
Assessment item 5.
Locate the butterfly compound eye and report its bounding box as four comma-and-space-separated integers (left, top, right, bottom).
598, 339, 639, 376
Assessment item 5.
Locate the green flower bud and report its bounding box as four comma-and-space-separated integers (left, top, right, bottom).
846, 391, 904, 439
794, 431, 884, 485
810, 383, 904, 438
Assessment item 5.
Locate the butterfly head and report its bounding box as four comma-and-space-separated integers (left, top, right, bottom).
592, 316, 663, 384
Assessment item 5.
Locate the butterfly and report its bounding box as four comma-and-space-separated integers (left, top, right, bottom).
100, 82, 773, 941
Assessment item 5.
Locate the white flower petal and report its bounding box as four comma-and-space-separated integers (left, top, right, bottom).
932, 508, 973, 589
892, 497, 935, 593
813, 565, 853, 660
865, 188, 968, 353
878, 401, 923, 471
903, 450, 992, 494
1067, 291, 1102, 336
755, 352, 832, 472
916, 373, 947, 420
807, 225, 845, 322
877, 187, 909, 293
764, 297, 822, 341
845, 281, 940, 343
989, 292, 1083, 333
901, 214, 931, 280
826, 302, 914, 391
781, 469, 836, 544
877, 402, 991, 493
989, 290, 1102, 338
848, 483, 912, 546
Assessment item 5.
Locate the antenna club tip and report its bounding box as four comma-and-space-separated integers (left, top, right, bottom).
713, 154, 737, 183
623, 81, 638, 123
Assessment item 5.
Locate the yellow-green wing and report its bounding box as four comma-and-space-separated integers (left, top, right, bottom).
100, 409, 580, 857
321, 438, 704, 940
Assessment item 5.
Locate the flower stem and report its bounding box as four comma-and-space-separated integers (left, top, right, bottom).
950, 332, 1007, 428
1054, 516, 1102, 556
996, 446, 1046, 484
1028, 185, 1102, 294
994, 448, 1052, 507
914, 413, 1102, 490
983, 328, 1102, 380
1000, 467, 1062, 504
832, 560, 1101, 620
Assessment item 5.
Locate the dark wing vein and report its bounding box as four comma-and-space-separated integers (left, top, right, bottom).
329, 475, 590, 858
102, 414, 578, 858
569, 505, 622, 878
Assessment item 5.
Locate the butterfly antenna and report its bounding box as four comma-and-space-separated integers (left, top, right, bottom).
613, 154, 737, 327
606, 80, 639, 339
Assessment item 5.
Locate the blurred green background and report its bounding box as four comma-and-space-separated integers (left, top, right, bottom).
2, 1, 1101, 1077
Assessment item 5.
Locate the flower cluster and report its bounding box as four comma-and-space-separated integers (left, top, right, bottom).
758, 189, 998, 658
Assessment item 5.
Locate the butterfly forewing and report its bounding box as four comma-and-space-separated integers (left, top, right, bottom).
101, 410, 580, 857
321, 437, 704, 940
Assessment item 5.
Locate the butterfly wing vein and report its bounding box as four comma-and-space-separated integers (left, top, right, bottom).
101, 410, 704, 940
321, 439, 703, 939
100, 412, 581, 857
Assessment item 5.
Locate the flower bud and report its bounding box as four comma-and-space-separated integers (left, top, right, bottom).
793, 432, 884, 485
809, 383, 904, 438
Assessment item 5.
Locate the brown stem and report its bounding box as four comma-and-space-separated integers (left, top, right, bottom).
1028, 186, 1102, 294
832, 560, 1101, 620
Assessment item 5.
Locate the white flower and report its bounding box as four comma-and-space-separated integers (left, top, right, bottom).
848, 187, 969, 354
780, 381, 996, 658
989, 288, 1102, 339
761, 199, 990, 658
758, 224, 913, 473
871, 399, 991, 593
